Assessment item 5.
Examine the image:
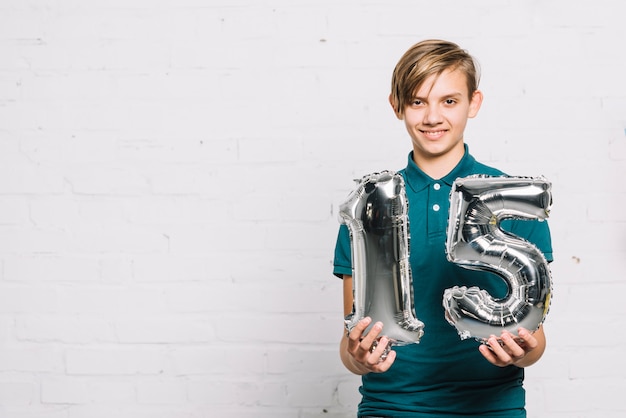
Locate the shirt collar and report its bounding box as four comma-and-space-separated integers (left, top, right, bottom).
403, 144, 476, 193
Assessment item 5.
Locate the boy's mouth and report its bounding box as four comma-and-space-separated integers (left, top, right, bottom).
420, 129, 447, 139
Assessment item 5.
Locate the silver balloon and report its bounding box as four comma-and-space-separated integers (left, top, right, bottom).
339, 171, 424, 346
444, 175, 553, 341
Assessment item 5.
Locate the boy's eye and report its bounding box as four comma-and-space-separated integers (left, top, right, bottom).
411, 99, 423, 106
445, 99, 456, 105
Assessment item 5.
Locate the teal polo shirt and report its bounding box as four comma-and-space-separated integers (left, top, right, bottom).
333, 146, 553, 417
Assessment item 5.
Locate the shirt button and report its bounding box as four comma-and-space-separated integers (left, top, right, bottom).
433, 204, 440, 211
433, 183, 441, 190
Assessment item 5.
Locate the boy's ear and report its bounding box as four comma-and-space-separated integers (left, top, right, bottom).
468, 90, 483, 118
388, 94, 403, 120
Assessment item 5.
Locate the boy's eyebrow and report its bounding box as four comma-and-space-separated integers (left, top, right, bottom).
440, 91, 464, 98
411, 91, 464, 100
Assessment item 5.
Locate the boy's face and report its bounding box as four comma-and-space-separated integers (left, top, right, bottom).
393, 68, 482, 165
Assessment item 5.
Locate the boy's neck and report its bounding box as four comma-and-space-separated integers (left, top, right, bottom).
412, 144, 465, 180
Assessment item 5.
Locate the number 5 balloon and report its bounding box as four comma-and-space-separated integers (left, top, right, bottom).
444, 175, 553, 341
339, 171, 424, 346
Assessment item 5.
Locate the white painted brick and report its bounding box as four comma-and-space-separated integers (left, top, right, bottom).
0, 197, 29, 225
132, 255, 210, 282
115, 286, 169, 315
570, 348, 626, 379
66, 227, 168, 254
53, 286, 122, 315
0, 76, 21, 102
136, 378, 187, 404
238, 138, 303, 163
56, 284, 173, 316
4, 255, 99, 282
99, 257, 134, 283
0, 10, 45, 40
337, 378, 361, 408
20, 72, 115, 102
40, 376, 136, 406
0, 406, 69, 418
170, 346, 265, 376
0, 285, 57, 314
266, 347, 345, 376
64, 405, 197, 418
215, 313, 338, 345
117, 136, 238, 164
0, 164, 64, 195
0, 316, 14, 344
0, 133, 21, 163
228, 251, 329, 283
543, 377, 626, 415
524, 347, 570, 380
202, 408, 296, 418
286, 381, 335, 407
232, 192, 331, 223
83, 379, 136, 403
162, 283, 237, 313
0, 347, 64, 373
230, 281, 341, 314
186, 379, 286, 407
114, 316, 213, 344
588, 193, 626, 222
27, 196, 81, 228
66, 348, 169, 376
16, 315, 115, 344
41, 377, 89, 404
167, 224, 265, 255
266, 222, 335, 252
147, 165, 221, 196
0, 380, 37, 406
124, 197, 229, 227
0, 227, 70, 255
568, 284, 626, 323
64, 165, 151, 196
16, 132, 118, 165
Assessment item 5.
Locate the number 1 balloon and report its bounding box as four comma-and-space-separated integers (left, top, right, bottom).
444, 175, 553, 341
339, 171, 424, 346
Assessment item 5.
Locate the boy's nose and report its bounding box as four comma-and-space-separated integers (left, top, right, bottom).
423, 105, 443, 125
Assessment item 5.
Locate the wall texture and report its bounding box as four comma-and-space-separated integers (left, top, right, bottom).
0, 0, 624, 417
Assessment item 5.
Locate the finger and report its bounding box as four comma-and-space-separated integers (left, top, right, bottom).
478, 343, 500, 366
486, 335, 512, 365
500, 331, 525, 359
364, 337, 396, 373
358, 321, 383, 354
371, 343, 396, 372
347, 317, 372, 349
517, 327, 538, 350
366, 336, 390, 365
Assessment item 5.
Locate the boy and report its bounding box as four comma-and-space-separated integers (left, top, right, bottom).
333, 40, 553, 417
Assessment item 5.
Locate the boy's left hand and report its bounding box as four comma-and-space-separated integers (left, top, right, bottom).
478, 327, 541, 368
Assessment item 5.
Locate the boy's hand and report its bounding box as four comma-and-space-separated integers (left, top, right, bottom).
345, 317, 396, 374
478, 327, 541, 368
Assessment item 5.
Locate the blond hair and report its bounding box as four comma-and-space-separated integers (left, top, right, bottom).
390, 39, 480, 114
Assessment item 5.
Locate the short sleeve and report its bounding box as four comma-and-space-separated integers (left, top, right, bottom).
333, 224, 353, 278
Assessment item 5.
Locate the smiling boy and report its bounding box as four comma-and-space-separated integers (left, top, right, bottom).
333, 40, 553, 417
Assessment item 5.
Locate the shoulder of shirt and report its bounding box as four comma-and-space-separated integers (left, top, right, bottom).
468, 159, 507, 176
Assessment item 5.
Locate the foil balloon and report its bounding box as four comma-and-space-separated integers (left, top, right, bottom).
444, 175, 553, 341
339, 171, 424, 347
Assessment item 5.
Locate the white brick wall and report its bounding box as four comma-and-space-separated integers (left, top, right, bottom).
0, 0, 624, 417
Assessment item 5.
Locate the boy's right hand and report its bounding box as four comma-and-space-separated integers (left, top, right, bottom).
344, 317, 396, 374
